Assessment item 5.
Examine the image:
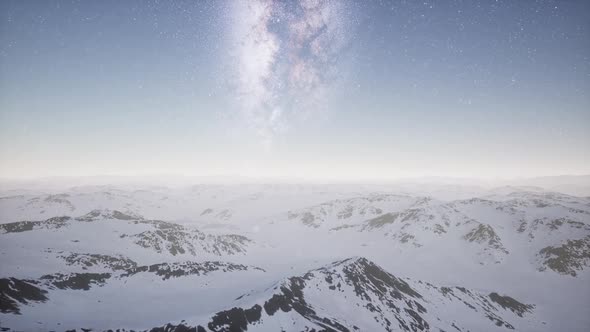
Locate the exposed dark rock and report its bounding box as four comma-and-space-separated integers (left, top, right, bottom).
149, 323, 204, 332
60, 253, 137, 271
488, 292, 534, 317
341, 257, 422, 300
76, 210, 142, 222
127, 226, 251, 256
0, 278, 48, 314
0, 216, 71, 234
363, 212, 399, 229
123, 261, 262, 280
463, 223, 508, 254
40, 273, 111, 290
208, 305, 262, 331
538, 236, 590, 276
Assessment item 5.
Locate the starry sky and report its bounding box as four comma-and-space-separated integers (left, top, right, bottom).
0, 0, 589, 180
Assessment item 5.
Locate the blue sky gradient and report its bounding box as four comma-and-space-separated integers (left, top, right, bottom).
1, 0, 588, 179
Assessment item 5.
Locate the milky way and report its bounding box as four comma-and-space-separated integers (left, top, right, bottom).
227, 0, 356, 146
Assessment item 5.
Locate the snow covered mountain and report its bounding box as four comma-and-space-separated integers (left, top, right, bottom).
170, 256, 540, 332
286, 192, 590, 274
0, 209, 254, 260
2, 257, 541, 332
1, 183, 589, 331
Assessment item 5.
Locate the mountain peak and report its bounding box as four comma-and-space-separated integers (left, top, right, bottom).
139, 257, 537, 332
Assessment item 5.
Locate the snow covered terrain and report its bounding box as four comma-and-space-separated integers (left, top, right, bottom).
0, 181, 589, 331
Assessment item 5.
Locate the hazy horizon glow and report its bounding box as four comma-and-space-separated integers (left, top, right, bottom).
1, 0, 589, 179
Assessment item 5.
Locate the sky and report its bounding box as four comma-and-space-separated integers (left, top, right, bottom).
0, 0, 589, 181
